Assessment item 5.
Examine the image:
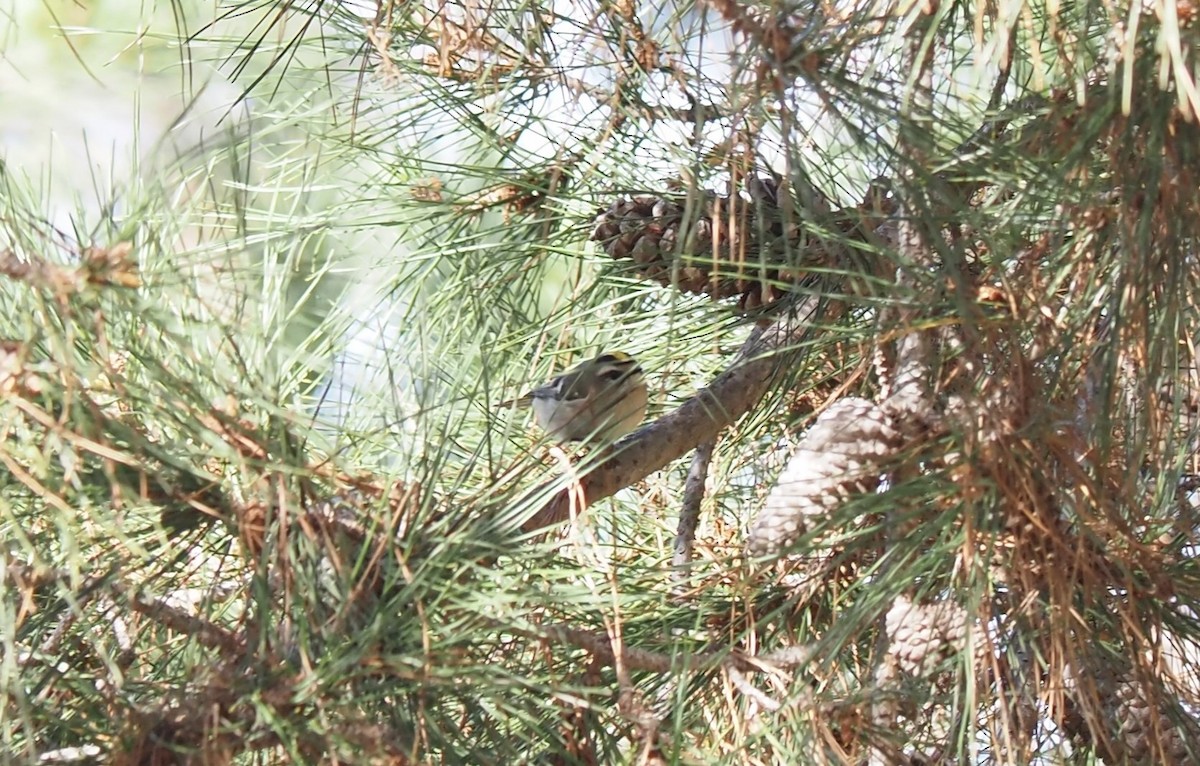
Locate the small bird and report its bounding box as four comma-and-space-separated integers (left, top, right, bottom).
500, 351, 648, 443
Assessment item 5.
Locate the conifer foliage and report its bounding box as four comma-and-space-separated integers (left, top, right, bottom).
3, 0, 1200, 763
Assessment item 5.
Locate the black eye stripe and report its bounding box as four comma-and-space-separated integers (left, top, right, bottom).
555, 376, 588, 400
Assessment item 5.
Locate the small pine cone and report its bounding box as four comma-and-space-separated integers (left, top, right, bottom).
1063, 657, 1199, 764
592, 196, 667, 243
943, 381, 1026, 449
590, 189, 805, 308
308, 488, 374, 540
747, 398, 900, 556
307, 480, 421, 544
885, 594, 969, 678
1104, 679, 1193, 764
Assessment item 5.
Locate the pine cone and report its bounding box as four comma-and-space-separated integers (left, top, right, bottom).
885, 594, 969, 678
747, 398, 900, 556
1104, 679, 1193, 764
590, 177, 834, 311
1064, 658, 1197, 765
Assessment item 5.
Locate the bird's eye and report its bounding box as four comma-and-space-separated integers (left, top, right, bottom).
601, 369, 625, 381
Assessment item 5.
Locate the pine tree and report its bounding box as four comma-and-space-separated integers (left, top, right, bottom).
4, 0, 1200, 763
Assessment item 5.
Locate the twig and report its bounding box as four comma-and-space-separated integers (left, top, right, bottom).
6, 563, 245, 657
672, 440, 714, 584
126, 588, 245, 656
727, 665, 782, 712
35, 746, 102, 764
951, 31, 1016, 159
672, 322, 773, 578
533, 621, 817, 718
534, 621, 814, 675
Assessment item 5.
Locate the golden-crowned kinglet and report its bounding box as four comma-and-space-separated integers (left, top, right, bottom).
500, 351, 648, 443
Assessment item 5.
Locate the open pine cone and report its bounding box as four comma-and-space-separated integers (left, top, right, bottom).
589, 176, 878, 311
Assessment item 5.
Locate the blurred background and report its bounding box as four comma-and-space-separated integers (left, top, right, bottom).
1, 1, 237, 229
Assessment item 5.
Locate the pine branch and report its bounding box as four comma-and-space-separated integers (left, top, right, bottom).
522, 307, 824, 531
